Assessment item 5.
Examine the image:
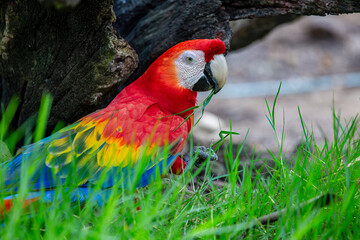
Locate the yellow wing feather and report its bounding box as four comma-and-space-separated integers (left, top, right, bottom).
44, 101, 188, 185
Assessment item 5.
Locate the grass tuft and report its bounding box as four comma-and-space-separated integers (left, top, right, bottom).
0, 91, 359, 239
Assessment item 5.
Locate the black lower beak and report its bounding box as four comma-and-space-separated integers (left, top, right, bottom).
192, 63, 220, 93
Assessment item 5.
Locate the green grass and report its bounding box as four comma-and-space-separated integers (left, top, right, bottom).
0, 90, 359, 240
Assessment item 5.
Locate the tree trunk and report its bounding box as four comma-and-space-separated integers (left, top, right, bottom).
0, 0, 138, 129
0, 0, 359, 129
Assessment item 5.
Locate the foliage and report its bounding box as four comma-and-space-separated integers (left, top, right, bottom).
0, 90, 359, 240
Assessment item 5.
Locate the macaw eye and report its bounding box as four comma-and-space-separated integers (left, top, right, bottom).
186, 56, 194, 63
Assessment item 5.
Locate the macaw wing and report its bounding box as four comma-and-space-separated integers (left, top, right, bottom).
3, 103, 189, 190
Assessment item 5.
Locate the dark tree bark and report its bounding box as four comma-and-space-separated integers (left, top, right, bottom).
0, 0, 138, 128
0, 0, 359, 129
223, 0, 360, 19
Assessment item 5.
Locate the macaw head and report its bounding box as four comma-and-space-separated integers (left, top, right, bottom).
149, 39, 227, 93
165, 38, 227, 94
134, 39, 228, 114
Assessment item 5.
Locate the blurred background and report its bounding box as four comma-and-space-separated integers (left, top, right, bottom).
195, 14, 360, 156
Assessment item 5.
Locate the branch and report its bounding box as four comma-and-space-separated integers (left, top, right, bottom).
246, 193, 340, 230
223, 0, 360, 20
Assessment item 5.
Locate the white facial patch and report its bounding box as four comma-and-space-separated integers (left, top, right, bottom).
174, 50, 206, 90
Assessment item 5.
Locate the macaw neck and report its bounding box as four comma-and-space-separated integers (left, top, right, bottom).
130, 72, 198, 118
109, 69, 191, 118
109, 58, 198, 119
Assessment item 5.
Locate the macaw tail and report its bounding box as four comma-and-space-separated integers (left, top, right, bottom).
0, 135, 177, 217
0, 187, 116, 217
0, 197, 41, 216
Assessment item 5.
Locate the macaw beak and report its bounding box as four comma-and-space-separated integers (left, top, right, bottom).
192, 54, 228, 94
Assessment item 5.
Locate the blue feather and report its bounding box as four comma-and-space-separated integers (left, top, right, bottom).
1, 131, 177, 205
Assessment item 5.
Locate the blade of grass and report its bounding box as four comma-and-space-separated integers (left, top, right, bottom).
34, 93, 53, 142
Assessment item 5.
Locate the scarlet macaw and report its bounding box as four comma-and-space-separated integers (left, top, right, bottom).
1, 39, 227, 210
